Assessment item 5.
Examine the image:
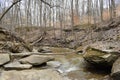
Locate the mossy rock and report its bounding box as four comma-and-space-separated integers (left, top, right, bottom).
83, 47, 120, 67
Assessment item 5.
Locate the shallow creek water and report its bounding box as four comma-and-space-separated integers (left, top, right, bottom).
41, 47, 110, 80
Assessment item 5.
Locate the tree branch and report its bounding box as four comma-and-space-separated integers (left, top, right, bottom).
41, 0, 52, 7
0, 0, 22, 22
41, 0, 62, 9
0, 0, 62, 22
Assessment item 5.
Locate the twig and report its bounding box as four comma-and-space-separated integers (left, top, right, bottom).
41, 0, 63, 8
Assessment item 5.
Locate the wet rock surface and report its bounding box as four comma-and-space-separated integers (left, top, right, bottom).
47, 61, 62, 68
0, 69, 70, 80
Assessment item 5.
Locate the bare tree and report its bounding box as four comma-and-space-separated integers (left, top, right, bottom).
100, 0, 104, 21
0, 0, 22, 22
111, 0, 116, 18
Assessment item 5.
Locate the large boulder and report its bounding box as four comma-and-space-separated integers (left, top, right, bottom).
0, 54, 10, 66
0, 69, 70, 80
111, 57, 120, 80
4, 61, 32, 70
83, 47, 120, 67
19, 55, 54, 66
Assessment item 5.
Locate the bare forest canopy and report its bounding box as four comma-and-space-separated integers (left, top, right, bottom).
0, 0, 119, 34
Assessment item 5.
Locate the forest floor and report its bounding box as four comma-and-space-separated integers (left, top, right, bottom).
14, 17, 120, 49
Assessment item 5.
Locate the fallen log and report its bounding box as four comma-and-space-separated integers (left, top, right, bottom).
0, 27, 33, 52
94, 17, 120, 32
31, 31, 46, 45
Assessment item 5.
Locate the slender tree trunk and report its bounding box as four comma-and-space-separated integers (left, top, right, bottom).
100, 0, 103, 21
111, 0, 116, 18
71, 0, 74, 35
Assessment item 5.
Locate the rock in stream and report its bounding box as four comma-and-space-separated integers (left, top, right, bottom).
19, 55, 54, 66
83, 47, 120, 68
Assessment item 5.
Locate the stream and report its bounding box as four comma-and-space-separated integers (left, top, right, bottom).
40, 47, 110, 80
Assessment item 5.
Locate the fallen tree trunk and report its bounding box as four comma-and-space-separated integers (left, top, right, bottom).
0, 27, 33, 52
31, 31, 46, 45
94, 17, 120, 32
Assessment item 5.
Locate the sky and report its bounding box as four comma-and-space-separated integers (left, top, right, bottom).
0, 0, 120, 7
0, 0, 12, 8
0, 0, 120, 14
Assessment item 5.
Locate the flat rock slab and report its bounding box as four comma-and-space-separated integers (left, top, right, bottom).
0, 54, 10, 65
4, 61, 32, 70
0, 69, 70, 80
19, 55, 54, 66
